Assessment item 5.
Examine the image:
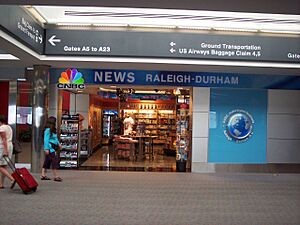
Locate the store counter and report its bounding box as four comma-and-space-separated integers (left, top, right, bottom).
113, 136, 138, 161
133, 135, 158, 161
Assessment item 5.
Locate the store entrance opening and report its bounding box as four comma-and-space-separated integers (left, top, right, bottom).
58, 85, 191, 172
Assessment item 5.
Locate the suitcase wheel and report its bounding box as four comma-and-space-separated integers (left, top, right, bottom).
33, 187, 37, 192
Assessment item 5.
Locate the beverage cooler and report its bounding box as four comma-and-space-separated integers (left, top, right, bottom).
102, 110, 118, 138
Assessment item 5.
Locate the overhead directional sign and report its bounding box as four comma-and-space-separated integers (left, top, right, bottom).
45, 29, 300, 63
48, 35, 61, 46
0, 6, 44, 54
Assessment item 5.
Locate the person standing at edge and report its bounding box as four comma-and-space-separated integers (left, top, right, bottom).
0, 115, 15, 189
41, 116, 62, 182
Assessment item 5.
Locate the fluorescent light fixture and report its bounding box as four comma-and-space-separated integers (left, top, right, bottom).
0, 54, 19, 60
24, 6, 47, 24
129, 24, 177, 29
41, 55, 300, 69
92, 23, 128, 27
17, 78, 27, 81
176, 26, 212, 30
214, 27, 258, 32
259, 30, 300, 35
56, 22, 92, 26
0, 30, 40, 59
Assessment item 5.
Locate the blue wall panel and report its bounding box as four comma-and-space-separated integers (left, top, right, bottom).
208, 89, 267, 163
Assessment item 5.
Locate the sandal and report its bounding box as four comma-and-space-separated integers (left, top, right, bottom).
54, 177, 62, 182
41, 176, 51, 180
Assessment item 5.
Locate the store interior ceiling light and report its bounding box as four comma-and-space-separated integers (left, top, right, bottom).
99, 87, 116, 92
27, 6, 300, 34
99, 87, 171, 94
134, 90, 168, 94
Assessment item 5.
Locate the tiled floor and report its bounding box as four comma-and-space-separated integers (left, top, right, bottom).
80, 145, 177, 171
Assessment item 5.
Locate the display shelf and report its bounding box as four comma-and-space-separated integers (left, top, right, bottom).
176, 99, 190, 162
123, 104, 176, 146
59, 114, 79, 169
157, 111, 176, 150
79, 129, 92, 158
59, 160, 78, 168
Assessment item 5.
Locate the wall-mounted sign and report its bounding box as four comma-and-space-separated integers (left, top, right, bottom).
57, 68, 85, 90
209, 89, 267, 163
223, 109, 254, 143
50, 68, 300, 90
0, 6, 44, 54
45, 29, 300, 62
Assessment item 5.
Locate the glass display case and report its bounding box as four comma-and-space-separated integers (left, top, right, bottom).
102, 110, 118, 137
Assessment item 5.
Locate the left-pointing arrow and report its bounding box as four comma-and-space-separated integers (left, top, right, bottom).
48, 35, 61, 46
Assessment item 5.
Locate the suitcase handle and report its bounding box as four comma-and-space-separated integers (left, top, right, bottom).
3, 155, 16, 172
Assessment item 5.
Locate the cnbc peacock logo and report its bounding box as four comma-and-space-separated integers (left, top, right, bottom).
57, 68, 85, 90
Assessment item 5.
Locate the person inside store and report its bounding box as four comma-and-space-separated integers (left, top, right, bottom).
41, 116, 62, 182
78, 113, 85, 130
123, 114, 135, 136
0, 115, 16, 189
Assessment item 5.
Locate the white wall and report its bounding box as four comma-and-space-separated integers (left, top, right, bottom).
70, 93, 89, 129
267, 90, 300, 163
191, 87, 213, 172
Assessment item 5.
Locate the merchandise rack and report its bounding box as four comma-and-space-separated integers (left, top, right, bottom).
79, 129, 92, 158
133, 109, 176, 146
59, 114, 79, 168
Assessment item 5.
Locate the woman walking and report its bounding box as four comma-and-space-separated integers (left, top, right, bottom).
41, 116, 62, 182
0, 115, 15, 189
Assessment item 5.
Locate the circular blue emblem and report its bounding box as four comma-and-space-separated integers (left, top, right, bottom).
223, 109, 254, 143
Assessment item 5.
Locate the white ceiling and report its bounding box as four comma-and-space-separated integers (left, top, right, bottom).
2, 0, 300, 15
30, 6, 300, 33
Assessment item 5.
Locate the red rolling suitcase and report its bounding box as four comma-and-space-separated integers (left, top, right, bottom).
4, 156, 38, 194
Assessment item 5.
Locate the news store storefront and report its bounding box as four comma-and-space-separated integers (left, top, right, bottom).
51, 68, 194, 171
50, 68, 300, 172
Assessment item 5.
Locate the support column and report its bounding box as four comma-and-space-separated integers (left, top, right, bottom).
7, 81, 17, 141
8, 81, 17, 163
28, 65, 50, 173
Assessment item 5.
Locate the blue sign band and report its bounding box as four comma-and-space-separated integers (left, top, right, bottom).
50, 68, 300, 90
